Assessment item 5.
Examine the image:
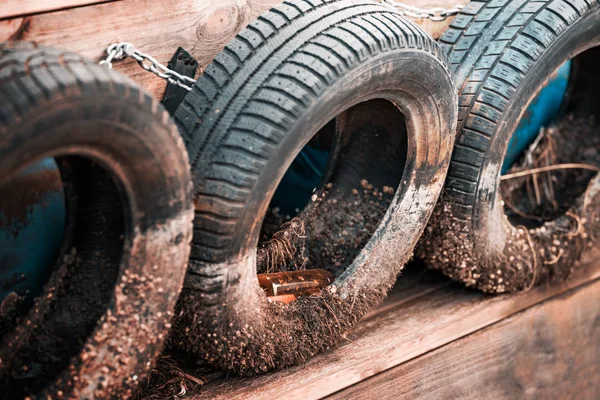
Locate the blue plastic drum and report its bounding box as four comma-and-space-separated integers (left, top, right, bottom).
0, 63, 571, 302
0, 158, 66, 301
502, 60, 571, 173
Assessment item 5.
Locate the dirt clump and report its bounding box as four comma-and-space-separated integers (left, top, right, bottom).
419, 116, 600, 293
173, 276, 392, 376
0, 248, 81, 396
132, 354, 222, 400
257, 180, 394, 277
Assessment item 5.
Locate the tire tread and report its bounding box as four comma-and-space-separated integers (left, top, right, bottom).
441, 0, 599, 219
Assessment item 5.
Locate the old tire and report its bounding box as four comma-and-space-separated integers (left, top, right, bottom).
172, 0, 456, 374
0, 42, 193, 399
418, 0, 600, 292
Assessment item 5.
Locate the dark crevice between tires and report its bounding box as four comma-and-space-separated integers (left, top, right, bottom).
0, 157, 126, 399
258, 99, 407, 280
420, 46, 600, 294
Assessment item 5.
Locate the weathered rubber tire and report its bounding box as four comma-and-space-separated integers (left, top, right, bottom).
418, 0, 600, 293
172, 0, 456, 374
0, 42, 194, 399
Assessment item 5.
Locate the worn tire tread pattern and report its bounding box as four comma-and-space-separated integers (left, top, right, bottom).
174, 0, 450, 286
0, 41, 194, 398
439, 0, 600, 219
0, 43, 187, 163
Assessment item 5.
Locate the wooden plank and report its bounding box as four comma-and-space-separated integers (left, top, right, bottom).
329, 279, 600, 399
0, 0, 467, 100
192, 251, 600, 400
0, 0, 114, 19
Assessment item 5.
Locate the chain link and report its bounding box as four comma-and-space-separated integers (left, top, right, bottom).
99, 42, 196, 91
99, 4, 463, 87
381, 1, 464, 21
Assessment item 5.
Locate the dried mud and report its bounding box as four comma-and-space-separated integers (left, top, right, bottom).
419, 116, 600, 293
257, 180, 395, 276
1, 248, 82, 397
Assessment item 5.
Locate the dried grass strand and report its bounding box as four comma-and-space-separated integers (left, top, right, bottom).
501, 163, 600, 180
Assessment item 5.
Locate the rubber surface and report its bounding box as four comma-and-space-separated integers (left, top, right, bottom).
0, 42, 194, 399
440, 0, 600, 221
173, 0, 456, 374
419, 0, 600, 293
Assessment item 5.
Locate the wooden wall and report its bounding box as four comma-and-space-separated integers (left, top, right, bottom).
0, 0, 468, 99
330, 280, 600, 399
188, 251, 600, 399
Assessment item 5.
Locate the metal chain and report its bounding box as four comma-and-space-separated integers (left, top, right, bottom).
99, 3, 464, 86
99, 42, 196, 91
381, 1, 464, 21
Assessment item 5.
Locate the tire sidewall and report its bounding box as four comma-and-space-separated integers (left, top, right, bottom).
469, 7, 600, 257
0, 86, 192, 397
229, 49, 456, 292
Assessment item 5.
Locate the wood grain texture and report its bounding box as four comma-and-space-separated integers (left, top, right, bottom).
0, 0, 467, 99
192, 251, 600, 400
0, 0, 283, 99
0, 0, 114, 19
329, 279, 600, 400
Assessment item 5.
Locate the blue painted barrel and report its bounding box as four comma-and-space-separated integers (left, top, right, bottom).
502, 61, 571, 173
0, 62, 572, 302
0, 158, 66, 302
273, 62, 572, 214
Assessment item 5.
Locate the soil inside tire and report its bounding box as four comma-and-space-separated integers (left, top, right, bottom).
419, 115, 600, 293
501, 115, 600, 227
258, 179, 395, 277
1, 159, 124, 397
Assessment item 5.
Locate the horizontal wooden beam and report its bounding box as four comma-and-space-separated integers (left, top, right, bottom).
0, 0, 468, 100
330, 278, 600, 399
0, 0, 114, 20
191, 250, 600, 399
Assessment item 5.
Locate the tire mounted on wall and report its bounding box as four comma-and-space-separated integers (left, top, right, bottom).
0, 42, 194, 398
418, 0, 600, 293
172, 0, 457, 374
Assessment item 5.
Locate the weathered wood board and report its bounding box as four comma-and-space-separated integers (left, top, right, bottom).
0, 0, 468, 99
330, 279, 600, 399
191, 251, 600, 400
0, 0, 114, 19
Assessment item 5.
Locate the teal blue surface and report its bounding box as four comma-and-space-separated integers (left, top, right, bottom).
271, 146, 330, 216
271, 62, 571, 216
502, 61, 571, 173
0, 158, 66, 301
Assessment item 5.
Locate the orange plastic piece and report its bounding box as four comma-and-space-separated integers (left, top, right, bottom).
257, 269, 334, 302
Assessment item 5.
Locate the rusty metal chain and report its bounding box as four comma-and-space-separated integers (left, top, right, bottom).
381, 1, 464, 21
99, 42, 196, 91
